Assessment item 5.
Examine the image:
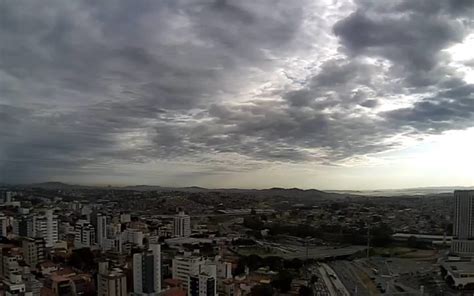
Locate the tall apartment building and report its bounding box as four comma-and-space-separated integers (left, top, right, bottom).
97, 214, 108, 247
0, 214, 8, 237
74, 220, 96, 248
452, 190, 474, 256
29, 210, 58, 248
98, 261, 127, 296
173, 211, 191, 237
4, 192, 13, 203
22, 237, 45, 267
133, 243, 161, 295
12, 216, 29, 237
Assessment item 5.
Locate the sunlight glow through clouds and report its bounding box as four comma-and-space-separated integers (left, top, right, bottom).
445, 33, 474, 83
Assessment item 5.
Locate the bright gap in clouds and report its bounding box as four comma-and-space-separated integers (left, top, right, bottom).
445, 33, 474, 83
357, 128, 474, 189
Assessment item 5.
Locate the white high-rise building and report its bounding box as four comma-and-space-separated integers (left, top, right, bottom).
4, 192, 14, 203
97, 214, 107, 247
451, 190, 474, 256
45, 210, 57, 247
173, 211, 191, 237
133, 243, 161, 295
30, 210, 58, 248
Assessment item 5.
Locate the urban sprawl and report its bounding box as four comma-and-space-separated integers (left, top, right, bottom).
0, 184, 472, 296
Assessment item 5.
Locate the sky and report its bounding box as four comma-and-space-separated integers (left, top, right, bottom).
1, 0, 474, 190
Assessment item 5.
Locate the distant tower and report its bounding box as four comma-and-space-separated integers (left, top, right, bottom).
5, 192, 13, 203
451, 190, 474, 256
133, 243, 161, 295
0, 214, 8, 237
46, 209, 57, 247
97, 214, 107, 247
173, 211, 191, 237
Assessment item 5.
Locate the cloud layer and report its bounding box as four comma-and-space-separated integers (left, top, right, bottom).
1, 0, 474, 184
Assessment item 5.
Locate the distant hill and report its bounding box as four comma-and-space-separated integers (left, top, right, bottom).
10, 182, 344, 200
22, 182, 91, 190
9, 182, 472, 197
327, 186, 474, 197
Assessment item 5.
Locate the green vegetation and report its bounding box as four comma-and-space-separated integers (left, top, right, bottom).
271, 270, 294, 293
251, 284, 273, 296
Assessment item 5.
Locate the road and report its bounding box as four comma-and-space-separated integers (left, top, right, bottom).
330, 261, 375, 296
316, 263, 351, 296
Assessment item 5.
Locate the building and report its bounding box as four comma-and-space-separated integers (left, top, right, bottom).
23, 272, 42, 296
4, 192, 14, 203
452, 190, 474, 256
173, 211, 191, 238
392, 233, 453, 246
98, 261, 127, 296
442, 261, 474, 289
0, 247, 22, 279
133, 243, 161, 295
30, 210, 58, 248
172, 256, 206, 291
120, 213, 131, 223
188, 264, 217, 296
122, 228, 144, 247
97, 214, 108, 247
22, 237, 45, 267
213, 256, 232, 294
74, 220, 96, 248
12, 216, 29, 237
3, 272, 30, 296
0, 214, 8, 237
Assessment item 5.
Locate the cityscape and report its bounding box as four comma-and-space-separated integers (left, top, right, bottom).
2, 0, 474, 295
0, 185, 472, 295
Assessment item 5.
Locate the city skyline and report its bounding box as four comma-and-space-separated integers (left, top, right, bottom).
1, 0, 474, 189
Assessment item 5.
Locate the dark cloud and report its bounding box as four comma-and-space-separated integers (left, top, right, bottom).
1, 0, 474, 183
333, 9, 464, 71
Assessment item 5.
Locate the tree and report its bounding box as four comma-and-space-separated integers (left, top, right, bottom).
445, 275, 455, 288
251, 284, 273, 296
299, 286, 313, 296
272, 270, 293, 293
68, 248, 95, 271
243, 217, 264, 230
371, 224, 393, 247
407, 236, 419, 248
263, 256, 283, 271
233, 261, 246, 276
284, 258, 303, 270
236, 255, 264, 273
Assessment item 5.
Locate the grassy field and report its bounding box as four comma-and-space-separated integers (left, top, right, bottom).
236, 246, 285, 257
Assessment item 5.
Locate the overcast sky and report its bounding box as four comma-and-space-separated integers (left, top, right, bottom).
1, 0, 474, 189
